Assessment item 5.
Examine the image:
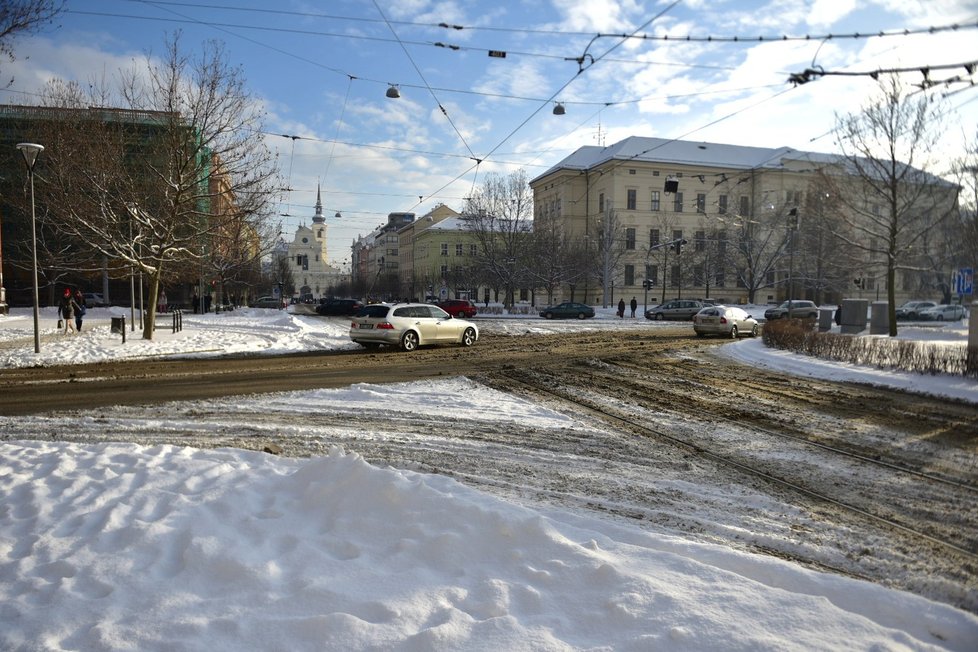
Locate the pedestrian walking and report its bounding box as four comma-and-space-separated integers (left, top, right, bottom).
158, 289, 168, 314
73, 290, 87, 332
617, 298, 626, 318
58, 288, 81, 334
630, 297, 637, 318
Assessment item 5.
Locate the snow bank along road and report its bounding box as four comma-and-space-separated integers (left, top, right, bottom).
1, 327, 976, 614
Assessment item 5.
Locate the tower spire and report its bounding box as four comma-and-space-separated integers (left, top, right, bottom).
312, 183, 325, 224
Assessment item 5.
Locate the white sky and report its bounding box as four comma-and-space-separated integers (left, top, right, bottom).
5, 1, 978, 265
1, 305, 976, 649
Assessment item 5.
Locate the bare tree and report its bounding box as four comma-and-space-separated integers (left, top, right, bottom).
462, 170, 533, 308
831, 75, 959, 335
0, 0, 63, 86
38, 34, 281, 339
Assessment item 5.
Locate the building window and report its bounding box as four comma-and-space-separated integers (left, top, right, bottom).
598, 193, 605, 214
650, 229, 660, 247
693, 264, 704, 286
624, 265, 635, 286
718, 230, 727, 254
696, 193, 706, 213
625, 228, 636, 250
673, 192, 683, 212
455, 243, 463, 256
739, 195, 750, 217
440, 265, 448, 275
627, 189, 637, 210
695, 230, 705, 252
673, 229, 683, 243
440, 243, 448, 256
651, 190, 660, 211
629, 169, 636, 175
715, 271, 725, 287
670, 265, 680, 287
470, 244, 477, 256
718, 194, 727, 214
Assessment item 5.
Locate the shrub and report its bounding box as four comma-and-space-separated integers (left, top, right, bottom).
762, 319, 972, 378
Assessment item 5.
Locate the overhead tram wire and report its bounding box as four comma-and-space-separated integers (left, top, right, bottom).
118, 2, 978, 45
371, 0, 478, 167
400, 1, 685, 214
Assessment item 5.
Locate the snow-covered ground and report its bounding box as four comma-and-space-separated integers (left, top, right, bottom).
1, 305, 976, 651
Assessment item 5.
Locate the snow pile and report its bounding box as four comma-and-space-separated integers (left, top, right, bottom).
3, 441, 975, 651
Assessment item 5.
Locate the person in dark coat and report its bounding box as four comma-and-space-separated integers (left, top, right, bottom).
73, 289, 87, 332
617, 298, 626, 318
630, 297, 638, 318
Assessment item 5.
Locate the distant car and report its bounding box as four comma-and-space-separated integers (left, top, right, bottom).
895, 300, 937, 320
82, 292, 108, 308
435, 299, 478, 319
316, 298, 363, 316
539, 302, 595, 320
251, 296, 285, 309
917, 304, 966, 321
763, 300, 818, 321
645, 299, 704, 321
693, 305, 760, 338
349, 302, 478, 351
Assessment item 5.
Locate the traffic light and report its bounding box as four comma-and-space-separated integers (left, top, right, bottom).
672, 238, 687, 254
642, 279, 655, 290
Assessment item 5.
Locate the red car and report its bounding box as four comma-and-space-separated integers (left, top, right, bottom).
434, 299, 478, 318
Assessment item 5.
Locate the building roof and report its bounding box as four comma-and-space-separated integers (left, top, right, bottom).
530, 136, 811, 185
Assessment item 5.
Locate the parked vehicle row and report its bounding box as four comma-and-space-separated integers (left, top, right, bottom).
250, 296, 286, 309
645, 299, 703, 320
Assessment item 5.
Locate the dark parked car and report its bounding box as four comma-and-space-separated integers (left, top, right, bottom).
434, 299, 478, 318
764, 300, 818, 320
251, 296, 285, 309
645, 299, 704, 321
316, 298, 363, 316
895, 300, 937, 320
82, 292, 108, 308
539, 302, 595, 319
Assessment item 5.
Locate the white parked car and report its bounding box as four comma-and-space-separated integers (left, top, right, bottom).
350, 303, 478, 352
693, 305, 760, 338
917, 304, 966, 321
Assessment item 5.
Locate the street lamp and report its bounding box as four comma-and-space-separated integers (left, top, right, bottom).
16, 143, 44, 353
787, 208, 799, 317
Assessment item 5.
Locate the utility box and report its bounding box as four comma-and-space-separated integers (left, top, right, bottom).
840, 299, 868, 335
870, 301, 889, 335
818, 308, 834, 332
110, 316, 125, 334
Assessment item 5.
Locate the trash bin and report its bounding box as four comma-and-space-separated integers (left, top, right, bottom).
110, 316, 125, 334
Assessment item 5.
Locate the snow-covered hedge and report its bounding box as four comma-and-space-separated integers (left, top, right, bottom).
762, 319, 976, 378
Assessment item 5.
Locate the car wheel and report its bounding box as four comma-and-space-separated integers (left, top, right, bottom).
729, 325, 738, 339
577, 312, 586, 319
750, 324, 759, 337
359, 342, 380, 349
544, 312, 554, 319
456, 311, 466, 318
461, 327, 476, 347
655, 313, 664, 321
401, 331, 419, 352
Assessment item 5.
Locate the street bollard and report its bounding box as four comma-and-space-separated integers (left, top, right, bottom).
111, 315, 126, 343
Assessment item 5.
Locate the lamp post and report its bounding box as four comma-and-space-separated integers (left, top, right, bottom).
16, 143, 44, 353
787, 208, 799, 317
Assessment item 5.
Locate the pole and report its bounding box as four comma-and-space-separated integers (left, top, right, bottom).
17, 143, 44, 354
28, 164, 40, 353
